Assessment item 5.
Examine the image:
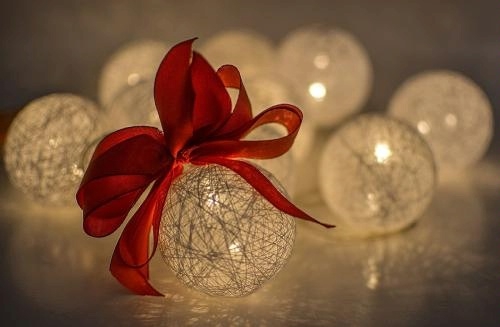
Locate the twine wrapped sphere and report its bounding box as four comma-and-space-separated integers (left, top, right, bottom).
104, 80, 160, 131
278, 26, 373, 128
4, 94, 99, 205
246, 73, 295, 115
159, 164, 295, 297
319, 115, 436, 235
199, 30, 275, 79
245, 73, 315, 163
388, 70, 493, 170
98, 40, 169, 106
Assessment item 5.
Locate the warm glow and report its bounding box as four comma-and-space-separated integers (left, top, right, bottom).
278, 26, 373, 127
389, 70, 493, 169
3, 94, 99, 205
445, 113, 457, 127
367, 193, 379, 212
98, 40, 168, 106
313, 53, 330, 69
417, 120, 430, 134
319, 115, 436, 235
308, 82, 327, 101
127, 73, 141, 86
374, 142, 392, 163
160, 164, 295, 297
364, 257, 380, 290
205, 188, 219, 207
228, 241, 241, 254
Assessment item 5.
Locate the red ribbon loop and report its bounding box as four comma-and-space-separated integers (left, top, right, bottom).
190, 104, 302, 160
77, 39, 334, 297
214, 64, 253, 136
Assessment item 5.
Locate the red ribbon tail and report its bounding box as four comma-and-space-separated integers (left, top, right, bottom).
110, 246, 163, 296
196, 157, 335, 228
110, 167, 182, 296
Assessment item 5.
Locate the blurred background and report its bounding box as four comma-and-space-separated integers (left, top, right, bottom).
0, 1, 498, 326
1, 1, 499, 128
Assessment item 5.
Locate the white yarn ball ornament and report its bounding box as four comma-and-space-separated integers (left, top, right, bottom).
246, 73, 296, 115
4, 94, 100, 205
104, 80, 160, 131
159, 164, 295, 297
98, 40, 169, 106
319, 114, 436, 235
278, 26, 373, 128
245, 73, 315, 163
388, 70, 493, 170
199, 30, 275, 79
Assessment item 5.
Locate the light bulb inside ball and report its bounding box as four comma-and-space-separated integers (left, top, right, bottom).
159, 164, 295, 297
308, 82, 327, 101
388, 70, 493, 170
374, 142, 392, 163
319, 114, 436, 235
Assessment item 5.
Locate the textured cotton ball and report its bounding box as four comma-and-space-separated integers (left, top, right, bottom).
159, 164, 295, 297
246, 73, 296, 115
388, 70, 493, 170
4, 94, 100, 205
199, 30, 275, 79
278, 26, 373, 128
99, 40, 169, 106
319, 115, 436, 235
104, 80, 160, 131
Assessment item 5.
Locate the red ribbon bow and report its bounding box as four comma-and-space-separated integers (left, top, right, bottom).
77, 39, 333, 296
